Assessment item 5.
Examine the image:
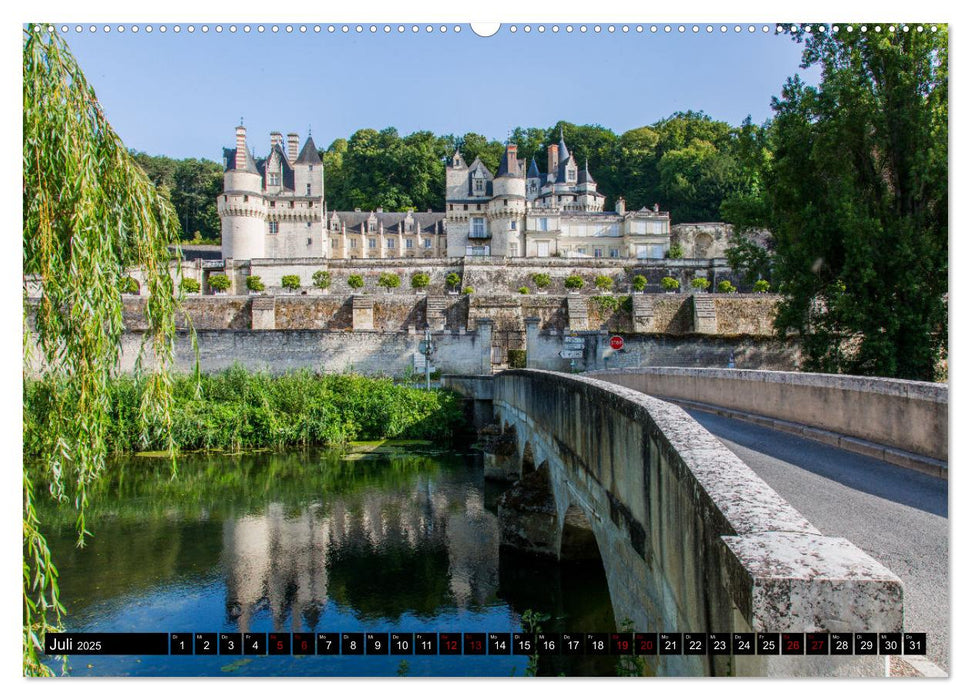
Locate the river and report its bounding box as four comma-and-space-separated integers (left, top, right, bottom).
39, 444, 619, 677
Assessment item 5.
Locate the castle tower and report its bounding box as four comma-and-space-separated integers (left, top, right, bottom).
293, 135, 323, 199
526, 157, 541, 201
490, 144, 527, 257
219, 125, 266, 260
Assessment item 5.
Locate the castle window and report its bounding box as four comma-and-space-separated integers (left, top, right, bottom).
307, 237, 312, 245
568, 169, 576, 180
509, 242, 518, 256
270, 200, 276, 208
309, 165, 313, 171
289, 201, 295, 208
350, 239, 357, 248
609, 248, 619, 258
510, 221, 517, 231
269, 173, 280, 186
463, 204, 468, 211
306, 184, 311, 196
406, 239, 413, 249
424, 239, 432, 249
594, 248, 603, 258
368, 238, 376, 248
470, 217, 487, 239
243, 195, 249, 202
268, 222, 279, 234
368, 221, 376, 232
473, 177, 484, 193
503, 199, 508, 206
449, 204, 453, 211
387, 239, 395, 249
307, 222, 312, 228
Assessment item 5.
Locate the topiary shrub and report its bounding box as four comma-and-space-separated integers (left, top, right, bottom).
378, 272, 401, 291
666, 243, 684, 259
208, 273, 231, 293
312, 270, 331, 289
631, 274, 647, 293
246, 275, 265, 292
531, 272, 551, 289
119, 276, 139, 294
180, 277, 200, 294
507, 349, 527, 368
564, 274, 584, 291
660, 276, 680, 292
518, 286, 529, 295
690, 277, 711, 291
462, 286, 474, 295
411, 272, 430, 290
281, 275, 301, 291
445, 272, 461, 288
717, 280, 737, 294
347, 274, 365, 290
594, 275, 614, 292
753, 279, 771, 293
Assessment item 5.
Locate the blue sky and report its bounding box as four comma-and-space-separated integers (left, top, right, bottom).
58, 23, 820, 161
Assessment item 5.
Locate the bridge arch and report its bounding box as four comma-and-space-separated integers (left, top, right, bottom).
491, 369, 904, 677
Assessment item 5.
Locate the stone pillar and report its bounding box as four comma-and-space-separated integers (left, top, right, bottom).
632, 294, 654, 333
525, 317, 541, 369
475, 318, 493, 374
251, 295, 276, 330
351, 295, 374, 330
692, 293, 718, 334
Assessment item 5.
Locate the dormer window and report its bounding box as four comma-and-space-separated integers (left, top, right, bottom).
269, 173, 280, 186
473, 177, 485, 193
568, 169, 576, 181
368, 221, 376, 232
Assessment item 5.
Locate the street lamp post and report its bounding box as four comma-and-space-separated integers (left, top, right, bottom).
419, 328, 436, 390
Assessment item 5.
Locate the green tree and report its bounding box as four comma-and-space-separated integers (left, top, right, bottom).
766, 26, 947, 379
23, 25, 184, 675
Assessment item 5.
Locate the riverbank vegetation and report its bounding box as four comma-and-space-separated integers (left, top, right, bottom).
25, 367, 467, 456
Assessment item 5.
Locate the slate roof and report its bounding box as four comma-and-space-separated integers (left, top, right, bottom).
527, 157, 540, 179
328, 211, 446, 235
223, 147, 260, 174
295, 136, 322, 165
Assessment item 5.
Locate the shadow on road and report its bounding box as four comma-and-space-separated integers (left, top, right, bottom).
685, 408, 948, 519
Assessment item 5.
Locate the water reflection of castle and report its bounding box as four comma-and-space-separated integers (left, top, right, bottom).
222, 475, 499, 631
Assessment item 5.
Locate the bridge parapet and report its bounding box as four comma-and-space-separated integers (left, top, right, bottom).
492, 369, 903, 676
588, 367, 947, 475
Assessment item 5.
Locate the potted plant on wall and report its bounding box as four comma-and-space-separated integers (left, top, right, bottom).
378, 272, 401, 295
462, 286, 474, 295
594, 275, 614, 294
717, 280, 737, 294
208, 273, 231, 295
446, 272, 461, 295
690, 277, 711, 292
347, 274, 365, 292
281, 274, 301, 294
180, 277, 200, 294
246, 275, 265, 294
631, 274, 647, 294
531, 272, 551, 295
660, 276, 680, 293
312, 270, 331, 295
753, 279, 771, 293
564, 274, 584, 294
411, 272, 430, 295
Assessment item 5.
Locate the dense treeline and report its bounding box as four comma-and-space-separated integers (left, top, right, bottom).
132, 152, 223, 242
321, 112, 768, 223
24, 368, 467, 454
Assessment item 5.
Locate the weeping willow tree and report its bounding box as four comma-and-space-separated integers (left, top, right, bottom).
23, 25, 187, 675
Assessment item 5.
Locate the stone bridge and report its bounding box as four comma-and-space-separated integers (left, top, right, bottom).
474, 369, 904, 676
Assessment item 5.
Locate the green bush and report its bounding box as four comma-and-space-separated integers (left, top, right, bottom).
411, 272, 430, 289
24, 367, 468, 453
281, 275, 301, 291
717, 280, 737, 293
462, 286, 474, 295
312, 270, 331, 289
661, 276, 680, 291
666, 243, 684, 259
753, 279, 771, 293
518, 286, 530, 295
347, 274, 365, 289
119, 276, 139, 294
246, 275, 265, 292
564, 274, 584, 291
690, 277, 711, 290
594, 275, 614, 292
378, 272, 401, 290
445, 272, 461, 288
507, 349, 527, 368
631, 274, 647, 292
180, 277, 200, 293
208, 274, 231, 292
531, 272, 551, 289
593, 295, 622, 313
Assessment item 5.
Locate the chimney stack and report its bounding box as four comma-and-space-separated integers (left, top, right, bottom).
235, 126, 247, 170
287, 133, 299, 163
270, 132, 283, 152
547, 144, 559, 179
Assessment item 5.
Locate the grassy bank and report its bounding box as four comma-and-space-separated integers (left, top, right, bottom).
24, 367, 467, 454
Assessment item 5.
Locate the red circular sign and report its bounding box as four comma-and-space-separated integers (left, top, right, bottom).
609, 335, 624, 350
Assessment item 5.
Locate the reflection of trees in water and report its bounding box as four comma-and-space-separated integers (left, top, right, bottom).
222, 473, 500, 631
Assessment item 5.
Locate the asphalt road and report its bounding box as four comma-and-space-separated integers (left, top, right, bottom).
684, 408, 950, 672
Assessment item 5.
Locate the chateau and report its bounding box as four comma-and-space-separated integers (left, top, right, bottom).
218, 126, 678, 262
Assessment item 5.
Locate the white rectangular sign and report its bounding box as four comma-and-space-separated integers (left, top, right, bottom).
559, 350, 584, 359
